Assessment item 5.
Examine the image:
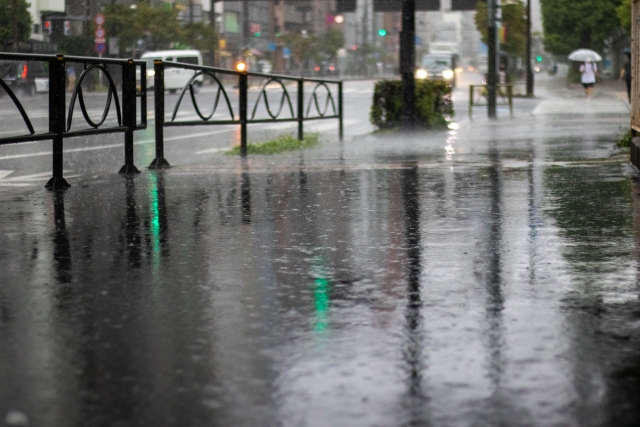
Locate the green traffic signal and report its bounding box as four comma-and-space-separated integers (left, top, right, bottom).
536, 55, 543, 62
378, 29, 387, 36
254, 32, 261, 37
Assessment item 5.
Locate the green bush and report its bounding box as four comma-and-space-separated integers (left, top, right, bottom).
618, 128, 633, 148
370, 80, 453, 130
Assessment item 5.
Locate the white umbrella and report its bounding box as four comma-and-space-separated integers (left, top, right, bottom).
568, 49, 602, 62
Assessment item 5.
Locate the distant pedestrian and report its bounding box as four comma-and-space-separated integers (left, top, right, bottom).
67, 65, 76, 93
579, 61, 597, 99
620, 49, 631, 103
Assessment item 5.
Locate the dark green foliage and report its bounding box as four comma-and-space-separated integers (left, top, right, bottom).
57, 35, 94, 56
475, 0, 527, 58
370, 80, 453, 130
617, 0, 631, 33
104, 3, 184, 53
618, 128, 633, 148
0, 0, 32, 51
541, 0, 622, 56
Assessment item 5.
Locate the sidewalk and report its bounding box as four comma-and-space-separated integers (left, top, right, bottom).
1, 76, 639, 427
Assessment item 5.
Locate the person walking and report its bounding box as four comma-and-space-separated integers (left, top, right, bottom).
620, 48, 632, 103
579, 61, 597, 99
66, 65, 76, 93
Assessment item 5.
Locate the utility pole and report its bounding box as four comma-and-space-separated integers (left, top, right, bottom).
400, 0, 416, 130
525, 0, 533, 96
243, 0, 249, 49
487, 0, 497, 119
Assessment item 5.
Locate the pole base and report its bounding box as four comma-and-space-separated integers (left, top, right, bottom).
45, 177, 71, 190
118, 164, 141, 175
148, 157, 171, 169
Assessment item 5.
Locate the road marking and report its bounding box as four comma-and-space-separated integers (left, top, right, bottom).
194, 147, 227, 154
0, 170, 79, 186
0, 119, 356, 161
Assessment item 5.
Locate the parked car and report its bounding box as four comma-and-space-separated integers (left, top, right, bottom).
0, 60, 49, 96
137, 50, 204, 94
415, 53, 458, 88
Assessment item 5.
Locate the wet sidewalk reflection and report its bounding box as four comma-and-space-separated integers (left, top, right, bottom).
1, 144, 640, 426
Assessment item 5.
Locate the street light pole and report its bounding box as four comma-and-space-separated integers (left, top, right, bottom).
487, 0, 497, 119
400, 0, 416, 130
526, 0, 533, 96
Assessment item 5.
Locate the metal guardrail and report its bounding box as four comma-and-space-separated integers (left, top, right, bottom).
0, 52, 147, 188
0, 53, 342, 187
469, 84, 513, 119
149, 60, 343, 167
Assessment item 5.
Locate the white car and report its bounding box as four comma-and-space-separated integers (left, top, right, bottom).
137, 50, 204, 94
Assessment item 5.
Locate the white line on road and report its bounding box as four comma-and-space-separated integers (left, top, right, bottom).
0, 119, 355, 161
0, 128, 235, 160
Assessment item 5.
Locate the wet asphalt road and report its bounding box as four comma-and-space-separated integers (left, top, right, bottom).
1, 73, 640, 427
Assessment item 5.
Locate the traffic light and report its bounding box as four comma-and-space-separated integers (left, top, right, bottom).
254, 32, 261, 37
378, 29, 387, 36
536, 55, 543, 62
44, 20, 51, 35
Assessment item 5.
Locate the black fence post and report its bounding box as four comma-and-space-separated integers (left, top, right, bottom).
119, 59, 140, 174
239, 71, 248, 157
297, 79, 304, 141
45, 55, 70, 189
149, 60, 170, 168
338, 81, 344, 141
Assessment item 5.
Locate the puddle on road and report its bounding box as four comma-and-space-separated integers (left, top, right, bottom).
1, 154, 640, 426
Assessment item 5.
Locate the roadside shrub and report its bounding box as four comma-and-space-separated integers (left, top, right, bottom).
370, 79, 453, 130
618, 128, 633, 148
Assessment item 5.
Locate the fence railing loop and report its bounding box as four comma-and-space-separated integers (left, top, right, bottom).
0, 52, 146, 188
67, 63, 122, 130
251, 78, 295, 120
305, 82, 337, 118
171, 71, 235, 122
0, 78, 35, 135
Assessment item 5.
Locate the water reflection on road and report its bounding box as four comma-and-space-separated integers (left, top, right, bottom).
1, 149, 640, 426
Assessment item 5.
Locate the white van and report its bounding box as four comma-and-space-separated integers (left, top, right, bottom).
138, 50, 204, 94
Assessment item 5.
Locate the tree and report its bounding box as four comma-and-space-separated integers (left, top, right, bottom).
280, 32, 317, 69
0, 0, 32, 51
179, 22, 217, 54
616, 0, 631, 33
540, 0, 622, 56
475, 0, 527, 58
104, 3, 183, 54
316, 29, 345, 60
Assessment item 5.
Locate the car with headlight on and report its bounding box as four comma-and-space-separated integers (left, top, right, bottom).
415, 53, 458, 88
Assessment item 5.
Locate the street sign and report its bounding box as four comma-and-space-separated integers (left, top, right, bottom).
94, 38, 106, 44
283, 48, 291, 59
94, 14, 105, 26
268, 43, 276, 52
94, 43, 106, 54
95, 28, 105, 38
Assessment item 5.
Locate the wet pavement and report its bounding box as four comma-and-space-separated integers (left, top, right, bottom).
2, 75, 640, 427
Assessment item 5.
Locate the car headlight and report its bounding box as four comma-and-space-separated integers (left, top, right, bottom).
442, 69, 454, 80
147, 70, 155, 77
416, 69, 428, 79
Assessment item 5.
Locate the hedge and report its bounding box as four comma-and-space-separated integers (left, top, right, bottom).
370, 80, 453, 130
